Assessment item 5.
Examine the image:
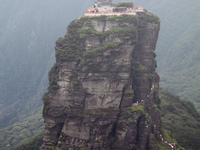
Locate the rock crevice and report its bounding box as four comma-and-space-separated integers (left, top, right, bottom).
43, 13, 161, 150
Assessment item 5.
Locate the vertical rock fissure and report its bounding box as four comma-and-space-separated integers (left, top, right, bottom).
136, 115, 143, 146
82, 94, 87, 111
111, 85, 127, 145
76, 59, 81, 68
43, 13, 161, 149
102, 21, 106, 32
56, 123, 64, 145
118, 85, 128, 119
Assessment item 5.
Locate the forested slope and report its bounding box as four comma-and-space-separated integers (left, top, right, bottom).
1, 0, 200, 149
0, 108, 43, 149
1, 0, 200, 129
12, 90, 200, 150
0, 0, 92, 128
140, 0, 200, 110
0, 1, 92, 148
160, 90, 200, 150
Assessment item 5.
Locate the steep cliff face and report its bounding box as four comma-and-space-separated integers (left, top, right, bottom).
43, 12, 161, 150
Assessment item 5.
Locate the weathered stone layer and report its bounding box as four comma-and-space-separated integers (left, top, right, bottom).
43, 13, 161, 150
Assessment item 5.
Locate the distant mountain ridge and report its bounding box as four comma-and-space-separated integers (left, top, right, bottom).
141, 0, 200, 110
0, 0, 93, 128
0, 0, 200, 149
1, 0, 199, 130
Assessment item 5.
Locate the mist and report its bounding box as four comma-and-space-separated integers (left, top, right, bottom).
0, 0, 200, 149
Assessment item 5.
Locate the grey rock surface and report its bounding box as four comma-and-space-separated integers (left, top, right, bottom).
43, 13, 161, 150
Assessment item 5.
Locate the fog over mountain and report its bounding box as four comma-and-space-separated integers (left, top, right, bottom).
0, 0, 200, 149
0, 0, 146, 129
0, 0, 93, 128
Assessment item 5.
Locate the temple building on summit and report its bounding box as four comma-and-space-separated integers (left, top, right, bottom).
94, 0, 114, 12
84, 0, 144, 16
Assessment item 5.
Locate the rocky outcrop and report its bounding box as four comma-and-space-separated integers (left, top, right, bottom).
43, 12, 161, 150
